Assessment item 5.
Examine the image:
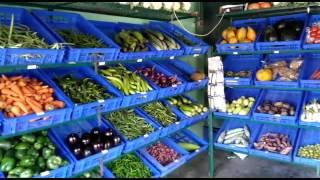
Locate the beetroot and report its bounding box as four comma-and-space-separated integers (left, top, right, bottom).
146, 142, 180, 166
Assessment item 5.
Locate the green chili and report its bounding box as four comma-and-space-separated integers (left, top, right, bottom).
140, 101, 177, 126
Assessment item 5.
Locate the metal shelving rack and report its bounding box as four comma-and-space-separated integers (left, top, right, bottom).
0, 2, 210, 178
210, 3, 320, 177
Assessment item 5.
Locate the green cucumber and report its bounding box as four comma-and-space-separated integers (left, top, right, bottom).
178, 142, 200, 151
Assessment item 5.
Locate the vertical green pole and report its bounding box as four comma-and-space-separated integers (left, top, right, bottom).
208, 113, 214, 177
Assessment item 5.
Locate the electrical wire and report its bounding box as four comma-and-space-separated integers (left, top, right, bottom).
172, 9, 226, 37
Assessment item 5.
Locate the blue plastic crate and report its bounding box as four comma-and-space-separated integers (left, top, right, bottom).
138, 138, 187, 177
137, 101, 189, 138
39, 66, 123, 120
0, 70, 72, 136
293, 129, 320, 167
32, 10, 119, 63
223, 55, 261, 86
167, 95, 209, 126
0, 6, 64, 65
214, 120, 262, 154
298, 91, 320, 128
154, 59, 209, 92
302, 15, 320, 50
216, 18, 267, 53
214, 88, 261, 120
104, 152, 161, 178
127, 61, 187, 99
49, 117, 125, 175
148, 21, 208, 55
170, 129, 208, 161
256, 13, 307, 51
252, 89, 303, 125
254, 53, 304, 88
90, 20, 158, 61
103, 108, 162, 153
300, 53, 320, 88
94, 64, 158, 108
249, 124, 299, 162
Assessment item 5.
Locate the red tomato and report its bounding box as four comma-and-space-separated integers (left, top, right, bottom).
311, 32, 317, 37
311, 26, 319, 32
315, 39, 320, 44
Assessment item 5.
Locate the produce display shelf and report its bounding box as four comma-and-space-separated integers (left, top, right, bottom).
224, 85, 320, 92
0, 2, 197, 21
212, 49, 320, 56
216, 5, 320, 20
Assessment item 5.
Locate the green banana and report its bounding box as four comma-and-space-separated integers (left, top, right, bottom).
131, 31, 145, 44
145, 29, 164, 41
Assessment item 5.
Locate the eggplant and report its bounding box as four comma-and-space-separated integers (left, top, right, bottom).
92, 141, 104, 153
280, 28, 297, 41
72, 145, 83, 159
81, 133, 91, 146
103, 128, 114, 140
83, 146, 94, 157
90, 127, 101, 139
275, 20, 287, 31
263, 26, 278, 42
103, 140, 112, 150
66, 133, 80, 147
112, 136, 121, 147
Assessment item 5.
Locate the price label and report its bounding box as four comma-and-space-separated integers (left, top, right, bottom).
193, 54, 200, 57
137, 59, 143, 62
172, 84, 177, 88
273, 50, 279, 54
102, 150, 108, 154
195, 149, 200, 153
98, 62, 106, 66
174, 159, 179, 163
234, 77, 239, 80
274, 114, 281, 117
170, 56, 175, 60
140, 92, 147, 95
40, 171, 50, 177
27, 65, 37, 70
98, 99, 105, 103
36, 112, 45, 116
144, 134, 149, 138
175, 122, 180, 125
232, 52, 238, 55
68, 61, 76, 64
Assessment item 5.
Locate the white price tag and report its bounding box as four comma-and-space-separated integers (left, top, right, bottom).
27, 65, 37, 70
144, 134, 149, 138
174, 159, 179, 163
170, 56, 175, 60
68, 61, 76, 64
197, 79, 202, 82
193, 54, 200, 57
102, 150, 108, 154
232, 52, 238, 55
273, 50, 279, 54
172, 84, 177, 88
40, 171, 50, 177
98, 62, 106, 66
175, 122, 180, 125
140, 92, 147, 95
195, 149, 200, 153
234, 77, 239, 80
137, 59, 143, 62
98, 99, 105, 103
274, 114, 281, 117
36, 112, 45, 116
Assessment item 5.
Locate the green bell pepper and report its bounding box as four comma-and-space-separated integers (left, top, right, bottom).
20, 156, 35, 167
19, 169, 33, 178
46, 156, 62, 170
20, 134, 36, 143
7, 174, 19, 178
15, 150, 27, 160
42, 147, 54, 159
36, 136, 47, 145
8, 167, 24, 176
0, 140, 12, 150
27, 148, 39, 158
37, 157, 46, 169
34, 141, 43, 150
1, 157, 16, 172
14, 142, 30, 150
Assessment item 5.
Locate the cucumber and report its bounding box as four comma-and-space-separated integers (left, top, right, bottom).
178, 142, 200, 151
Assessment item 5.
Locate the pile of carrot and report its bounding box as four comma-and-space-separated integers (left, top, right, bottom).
0, 74, 65, 118
309, 69, 320, 80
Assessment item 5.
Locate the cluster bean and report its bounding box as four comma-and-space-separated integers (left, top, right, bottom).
140, 101, 177, 126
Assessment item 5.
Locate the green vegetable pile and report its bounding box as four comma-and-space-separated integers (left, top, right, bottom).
54, 75, 112, 104
57, 29, 106, 48
167, 96, 208, 117
114, 30, 149, 52
140, 101, 177, 126
104, 109, 154, 140
99, 64, 152, 95
298, 144, 320, 160
78, 168, 102, 178
0, 131, 68, 178
107, 153, 152, 178
0, 15, 56, 49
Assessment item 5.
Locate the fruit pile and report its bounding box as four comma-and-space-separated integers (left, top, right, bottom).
167, 96, 208, 117
114, 30, 149, 52
222, 96, 255, 116
306, 23, 320, 44
220, 26, 256, 44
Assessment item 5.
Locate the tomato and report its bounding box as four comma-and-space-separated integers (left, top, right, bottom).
311, 26, 319, 32
311, 32, 317, 37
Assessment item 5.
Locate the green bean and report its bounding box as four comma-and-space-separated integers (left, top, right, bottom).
140, 101, 177, 127
104, 109, 154, 140
57, 29, 106, 48
107, 154, 152, 178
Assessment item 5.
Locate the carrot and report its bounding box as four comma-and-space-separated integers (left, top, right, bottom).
25, 86, 35, 94
13, 101, 29, 114
18, 80, 26, 87
38, 88, 49, 94
5, 98, 14, 105
0, 100, 6, 109
34, 95, 41, 101
0, 83, 5, 90
25, 97, 43, 113
10, 76, 23, 81
10, 84, 24, 100
21, 86, 32, 94
2, 89, 18, 97
33, 86, 41, 91
48, 88, 54, 94
44, 97, 54, 103
10, 106, 21, 116
7, 95, 23, 103
1, 74, 8, 81
52, 100, 65, 108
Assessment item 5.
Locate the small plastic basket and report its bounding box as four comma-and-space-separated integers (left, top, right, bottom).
0, 6, 64, 65
302, 14, 320, 50
155, 59, 208, 92
137, 138, 187, 177
39, 66, 123, 120
249, 124, 299, 162
49, 117, 125, 175
216, 18, 267, 53
170, 129, 208, 161
103, 108, 162, 153
214, 88, 261, 120
252, 89, 303, 125
256, 13, 307, 51
32, 10, 119, 63
223, 55, 261, 86
254, 53, 303, 88
300, 53, 320, 88
298, 91, 320, 128
148, 21, 209, 55
214, 120, 262, 154
0, 70, 72, 136
166, 95, 209, 126
90, 20, 158, 61
137, 101, 189, 138
104, 152, 161, 178
127, 61, 187, 99
94, 64, 158, 108
293, 129, 320, 167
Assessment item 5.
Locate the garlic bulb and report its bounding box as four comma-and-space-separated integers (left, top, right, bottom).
150, 2, 163, 10
172, 2, 181, 11
141, 2, 151, 9
163, 2, 174, 11
181, 2, 191, 11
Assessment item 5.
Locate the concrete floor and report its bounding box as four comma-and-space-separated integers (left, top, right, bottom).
168, 150, 318, 178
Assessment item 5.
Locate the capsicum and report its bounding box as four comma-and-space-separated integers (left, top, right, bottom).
1, 157, 16, 172
46, 156, 62, 170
